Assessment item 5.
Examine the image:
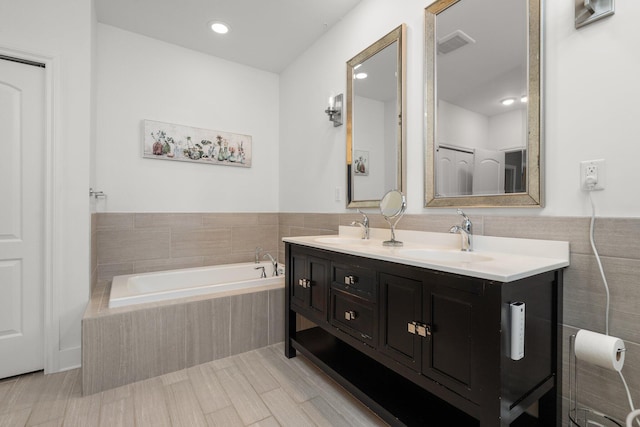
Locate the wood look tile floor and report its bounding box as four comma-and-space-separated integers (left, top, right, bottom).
0, 344, 388, 427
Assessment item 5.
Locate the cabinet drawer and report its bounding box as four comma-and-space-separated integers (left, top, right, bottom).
330, 290, 377, 347
332, 263, 376, 300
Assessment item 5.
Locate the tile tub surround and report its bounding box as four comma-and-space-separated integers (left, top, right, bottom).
82, 279, 285, 395
95, 212, 279, 282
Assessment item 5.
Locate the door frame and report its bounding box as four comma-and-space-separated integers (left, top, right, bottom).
0, 45, 61, 374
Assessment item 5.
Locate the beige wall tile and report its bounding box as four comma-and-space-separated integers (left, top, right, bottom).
202, 213, 259, 228
135, 257, 204, 274
134, 213, 204, 230
96, 213, 134, 231
257, 213, 279, 225
564, 253, 640, 343
232, 225, 278, 254
592, 218, 640, 260
230, 292, 268, 355
171, 228, 231, 258
97, 230, 170, 264
268, 288, 285, 345
303, 213, 340, 232
484, 216, 591, 254
97, 263, 134, 282
203, 252, 256, 266
186, 300, 215, 367
278, 213, 304, 227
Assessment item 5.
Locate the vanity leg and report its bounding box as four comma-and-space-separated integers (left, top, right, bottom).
285, 306, 296, 358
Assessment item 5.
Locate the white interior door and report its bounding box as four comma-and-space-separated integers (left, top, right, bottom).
0, 57, 45, 378
472, 147, 505, 195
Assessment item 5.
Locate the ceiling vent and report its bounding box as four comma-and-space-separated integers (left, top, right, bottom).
437, 30, 475, 54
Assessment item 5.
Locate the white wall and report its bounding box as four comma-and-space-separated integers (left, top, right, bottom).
488, 109, 526, 151
95, 24, 280, 212
0, 0, 93, 370
353, 95, 385, 200
279, 0, 640, 217
438, 100, 490, 150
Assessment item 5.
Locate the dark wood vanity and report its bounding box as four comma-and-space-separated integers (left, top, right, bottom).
285, 242, 563, 427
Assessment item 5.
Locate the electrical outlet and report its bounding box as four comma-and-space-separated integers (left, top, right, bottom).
580, 159, 605, 191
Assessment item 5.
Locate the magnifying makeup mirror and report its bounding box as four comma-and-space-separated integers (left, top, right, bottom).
380, 190, 406, 247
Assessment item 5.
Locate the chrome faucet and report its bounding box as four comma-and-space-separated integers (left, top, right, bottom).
263, 253, 278, 276
254, 247, 262, 263
449, 209, 473, 252
350, 209, 370, 239
254, 265, 267, 278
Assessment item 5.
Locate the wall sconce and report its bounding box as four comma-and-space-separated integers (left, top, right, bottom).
575, 0, 614, 28
325, 94, 343, 127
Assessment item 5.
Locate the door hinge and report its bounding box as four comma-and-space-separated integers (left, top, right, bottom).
407, 321, 431, 338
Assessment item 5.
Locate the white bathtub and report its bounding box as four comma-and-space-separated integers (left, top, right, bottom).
109, 261, 284, 308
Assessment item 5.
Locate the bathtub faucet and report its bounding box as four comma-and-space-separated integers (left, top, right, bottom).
254, 247, 263, 263
263, 253, 278, 276
255, 265, 267, 278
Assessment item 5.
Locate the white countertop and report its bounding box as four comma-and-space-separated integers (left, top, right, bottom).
283, 226, 570, 282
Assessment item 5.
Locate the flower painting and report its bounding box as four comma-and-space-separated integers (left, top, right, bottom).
142, 120, 252, 168
354, 150, 369, 176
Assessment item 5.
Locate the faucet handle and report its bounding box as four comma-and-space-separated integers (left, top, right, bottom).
356, 208, 369, 225
456, 209, 472, 233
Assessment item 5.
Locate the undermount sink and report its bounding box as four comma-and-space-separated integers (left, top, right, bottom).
398, 248, 493, 263
314, 237, 373, 246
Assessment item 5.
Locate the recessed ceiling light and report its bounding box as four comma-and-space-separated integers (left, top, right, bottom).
210, 21, 230, 34
355, 72, 368, 80
520, 95, 528, 103
501, 98, 515, 106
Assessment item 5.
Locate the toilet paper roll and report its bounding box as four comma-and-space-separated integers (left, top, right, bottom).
575, 329, 625, 372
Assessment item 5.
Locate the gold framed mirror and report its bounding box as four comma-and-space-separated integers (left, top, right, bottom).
347, 24, 406, 208
425, 0, 542, 207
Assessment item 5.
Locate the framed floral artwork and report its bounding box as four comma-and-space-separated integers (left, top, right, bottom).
142, 120, 252, 168
354, 150, 369, 176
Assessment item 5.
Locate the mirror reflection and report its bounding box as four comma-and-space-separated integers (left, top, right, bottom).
347, 24, 406, 208
425, 0, 542, 207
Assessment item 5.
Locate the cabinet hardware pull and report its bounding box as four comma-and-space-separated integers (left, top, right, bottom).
298, 278, 311, 288
345, 310, 357, 321
407, 321, 431, 337
344, 275, 358, 285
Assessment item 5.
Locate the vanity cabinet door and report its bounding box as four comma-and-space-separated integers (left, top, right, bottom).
289, 248, 330, 324
421, 274, 485, 403
379, 272, 423, 371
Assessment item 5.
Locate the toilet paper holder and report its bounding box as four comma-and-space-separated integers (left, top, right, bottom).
569, 334, 624, 426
